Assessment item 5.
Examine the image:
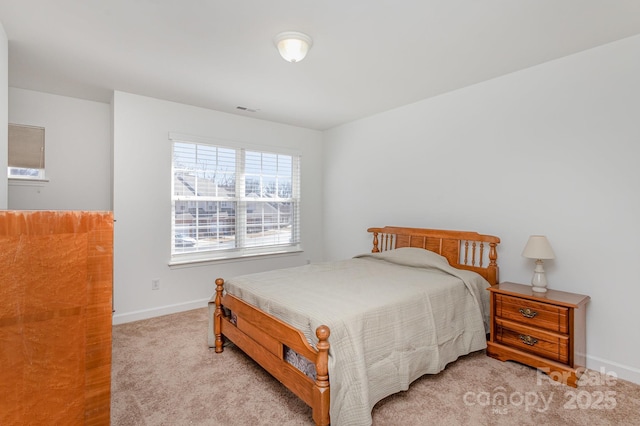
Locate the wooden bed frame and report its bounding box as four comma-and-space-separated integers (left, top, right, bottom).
212, 226, 500, 426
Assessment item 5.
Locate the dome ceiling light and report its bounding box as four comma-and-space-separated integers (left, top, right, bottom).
274, 31, 313, 63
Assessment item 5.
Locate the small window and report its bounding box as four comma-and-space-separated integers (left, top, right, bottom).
170, 133, 301, 264
8, 124, 46, 180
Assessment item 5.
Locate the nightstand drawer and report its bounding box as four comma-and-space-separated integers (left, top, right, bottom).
494, 318, 569, 364
495, 294, 569, 333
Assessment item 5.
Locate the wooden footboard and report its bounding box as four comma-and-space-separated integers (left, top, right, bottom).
213, 278, 330, 426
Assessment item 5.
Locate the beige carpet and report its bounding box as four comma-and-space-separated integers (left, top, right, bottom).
112, 308, 640, 425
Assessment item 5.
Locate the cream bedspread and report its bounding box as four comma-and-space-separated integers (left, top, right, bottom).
219, 248, 490, 426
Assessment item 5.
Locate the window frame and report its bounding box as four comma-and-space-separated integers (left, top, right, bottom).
169, 132, 302, 265
7, 123, 47, 182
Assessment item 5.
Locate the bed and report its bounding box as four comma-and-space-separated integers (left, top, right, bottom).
208, 226, 500, 425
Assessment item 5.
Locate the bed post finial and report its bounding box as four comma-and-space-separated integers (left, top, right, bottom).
313, 325, 331, 426
489, 242, 498, 267
214, 278, 225, 353
489, 242, 499, 284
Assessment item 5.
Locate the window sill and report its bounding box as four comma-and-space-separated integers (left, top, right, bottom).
168, 246, 303, 269
8, 177, 50, 187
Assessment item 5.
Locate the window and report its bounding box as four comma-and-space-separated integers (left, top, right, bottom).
8, 124, 46, 180
170, 133, 301, 264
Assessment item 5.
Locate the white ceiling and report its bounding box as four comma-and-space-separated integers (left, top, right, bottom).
1, 1, 640, 130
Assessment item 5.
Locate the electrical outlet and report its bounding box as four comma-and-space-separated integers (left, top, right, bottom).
152, 279, 160, 290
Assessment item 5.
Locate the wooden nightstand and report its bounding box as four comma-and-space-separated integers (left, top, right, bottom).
486, 282, 590, 387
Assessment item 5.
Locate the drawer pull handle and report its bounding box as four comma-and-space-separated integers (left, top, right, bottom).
519, 308, 538, 319
519, 334, 538, 346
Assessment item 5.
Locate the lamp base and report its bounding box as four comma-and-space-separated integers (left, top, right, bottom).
531, 259, 549, 293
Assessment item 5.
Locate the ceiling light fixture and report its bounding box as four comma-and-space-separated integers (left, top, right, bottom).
274, 31, 313, 63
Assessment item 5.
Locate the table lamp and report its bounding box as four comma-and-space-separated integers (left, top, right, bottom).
522, 235, 555, 293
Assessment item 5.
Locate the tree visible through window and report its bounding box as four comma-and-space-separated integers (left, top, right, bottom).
170, 135, 301, 262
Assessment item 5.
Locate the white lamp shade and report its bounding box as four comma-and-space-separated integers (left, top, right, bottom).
274, 31, 313, 63
522, 235, 555, 260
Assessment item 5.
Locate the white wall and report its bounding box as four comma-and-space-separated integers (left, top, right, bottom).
112, 91, 324, 323
323, 35, 640, 384
8, 88, 111, 211
0, 23, 7, 209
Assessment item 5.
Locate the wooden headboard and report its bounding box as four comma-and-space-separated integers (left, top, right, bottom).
368, 226, 500, 285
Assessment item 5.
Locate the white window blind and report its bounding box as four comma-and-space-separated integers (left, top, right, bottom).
8, 124, 46, 179
170, 133, 301, 263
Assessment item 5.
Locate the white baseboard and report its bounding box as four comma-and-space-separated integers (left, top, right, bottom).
112, 298, 210, 325
586, 354, 640, 386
